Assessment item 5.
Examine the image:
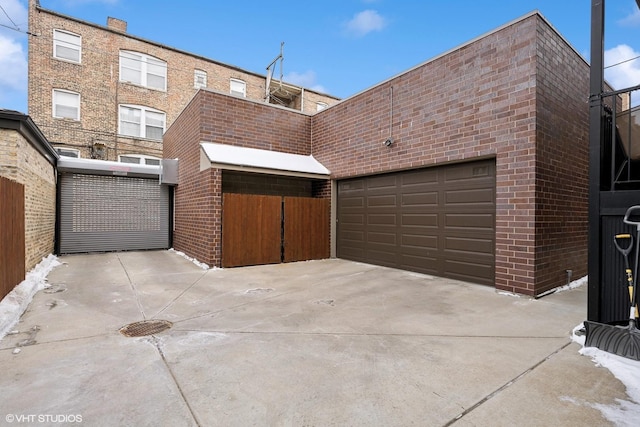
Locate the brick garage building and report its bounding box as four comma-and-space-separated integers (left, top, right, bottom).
27, 0, 339, 163
0, 110, 58, 297
165, 12, 589, 296
163, 90, 328, 267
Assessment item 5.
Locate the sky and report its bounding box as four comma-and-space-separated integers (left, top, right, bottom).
2, 0, 640, 114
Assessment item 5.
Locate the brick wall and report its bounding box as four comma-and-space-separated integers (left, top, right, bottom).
161, 94, 213, 265
165, 14, 589, 295
198, 90, 312, 154
311, 14, 587, 295
0, 129, 56, 272
28, 0, 338, 162
533, 22, 590, 294
164, 90, 314, 266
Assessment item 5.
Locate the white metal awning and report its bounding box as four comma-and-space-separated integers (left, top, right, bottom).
57, 156, 160, 178
200, 142, 330, 179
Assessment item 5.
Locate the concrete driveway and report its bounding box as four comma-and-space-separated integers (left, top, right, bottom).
0, 251, 631, 426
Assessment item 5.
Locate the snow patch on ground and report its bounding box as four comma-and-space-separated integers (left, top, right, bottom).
554, 275, 588, 294
174, 331, 227, 347
0, 255, 61, 341
572, 322, 640, 425
497, 291, 521, 298
244, 288, 274, 295
169, 248, 211, 270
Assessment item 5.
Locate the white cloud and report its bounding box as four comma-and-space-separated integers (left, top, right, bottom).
0, 0, 28, 33
0, 0, 27, 111
604, 44, 640, 91
344, 9, 386, 37
284, 70, 327, 93
618, 6, 640, 26
0, 34, 27, 88
57, 0, 119, 5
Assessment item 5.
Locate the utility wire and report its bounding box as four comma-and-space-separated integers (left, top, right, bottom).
0, 4, 19, 30
0, 22, 38, 35
604, 54, 640, 69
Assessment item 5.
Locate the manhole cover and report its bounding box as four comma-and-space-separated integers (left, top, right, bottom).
119, 320, 172, 337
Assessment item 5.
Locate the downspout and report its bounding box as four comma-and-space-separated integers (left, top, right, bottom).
114, 63, 119, 160
587, 0, 605, 322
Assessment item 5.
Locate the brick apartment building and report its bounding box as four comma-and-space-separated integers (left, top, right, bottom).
164, 12, 591, 296
27, 0, 339, 163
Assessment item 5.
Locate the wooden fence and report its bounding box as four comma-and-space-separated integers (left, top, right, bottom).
0, 176, 25, 300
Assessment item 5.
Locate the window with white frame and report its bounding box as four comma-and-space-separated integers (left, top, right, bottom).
119, 51, 167, 91
53, 29, 81, 63
55, 147, 80, 158
230, 78, 246, 97
118, 105, 165, 140
118, 154, 161, 165
316, 102, 328, 112
194, 69, 207, 89
53, 89, 80, 120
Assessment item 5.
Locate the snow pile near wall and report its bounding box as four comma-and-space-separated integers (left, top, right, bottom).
554, 275, 588, 293
169, 248, 210, 270
0, 255, 61, 341
572, 324, 640, 426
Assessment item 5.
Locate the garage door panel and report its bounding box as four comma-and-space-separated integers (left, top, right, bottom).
368, 194, 397, 208
402, 213, 438, 227
446, 188, 494, 204
400, 254, 439, 274
402, 233, 438, 249
445, 236, 494, 254
337, 159, 495, 285
61, 231, 166, 253
444, 259, 494, 285
366, 248, 399, 266
59, 174, 169, 254
402, 192, 438, 207
341, 213, 365, 225
339, 196, 365, 209
366, 175, 397, 190
368, 214, 397, 225
340, 230, 365, 241
444, 162, 493, 182
367, 231, 396, 244
445, 213, 494, 229
339, 180, 365, 192
339, 246, 366, 260
401, 169, 438, 186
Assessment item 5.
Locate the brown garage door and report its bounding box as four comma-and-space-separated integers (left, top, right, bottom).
337, 159, 495, 285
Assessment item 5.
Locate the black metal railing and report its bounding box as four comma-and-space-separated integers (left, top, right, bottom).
603, 86, 640, 190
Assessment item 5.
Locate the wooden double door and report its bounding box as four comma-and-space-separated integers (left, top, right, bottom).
222, 193, 329, 268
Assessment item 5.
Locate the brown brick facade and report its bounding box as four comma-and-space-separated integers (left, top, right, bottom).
28, 0, 338, 162
164, 91, 313, 267
313, 15, 588, 295
166, 13, 589, 295
533, 21, 590, 294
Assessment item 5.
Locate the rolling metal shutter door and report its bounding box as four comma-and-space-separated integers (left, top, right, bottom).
59, 173, 169, 254
337, 159, 496, 285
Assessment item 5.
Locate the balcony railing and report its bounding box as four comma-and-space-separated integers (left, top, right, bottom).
603, 86, 640, 191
